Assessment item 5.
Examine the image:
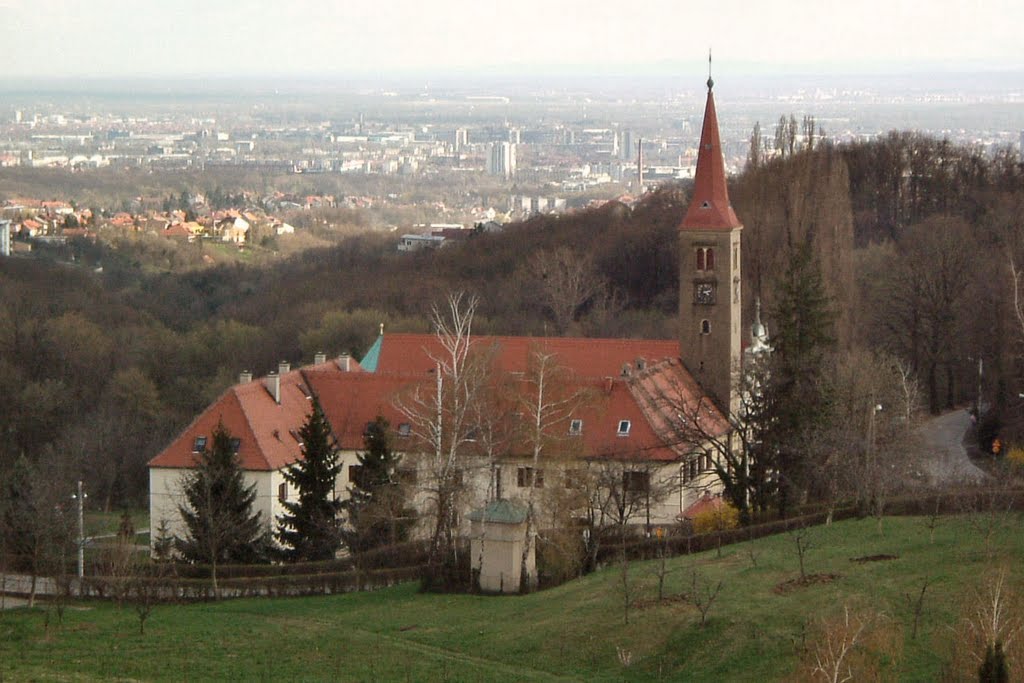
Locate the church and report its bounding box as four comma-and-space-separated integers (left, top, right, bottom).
148, 75, 747, 546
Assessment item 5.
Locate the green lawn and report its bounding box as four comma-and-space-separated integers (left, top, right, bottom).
83, 509, 149, 539
2, 514, 1021, 681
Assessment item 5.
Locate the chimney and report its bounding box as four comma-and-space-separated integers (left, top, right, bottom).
278, 360, 290, 375
266, 372, 281, 404
314, 351, 326, 365
338, 353, 351, 372
239, 370, 253, 384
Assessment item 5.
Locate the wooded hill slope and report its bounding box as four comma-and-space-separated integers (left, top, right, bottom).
1, 133, 1021, 509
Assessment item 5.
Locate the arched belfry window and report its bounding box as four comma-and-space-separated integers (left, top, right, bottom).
700, 320, 711, 335
696, 247, 715, 272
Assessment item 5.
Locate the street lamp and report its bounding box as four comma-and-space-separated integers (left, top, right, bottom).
70, 481, 86, 580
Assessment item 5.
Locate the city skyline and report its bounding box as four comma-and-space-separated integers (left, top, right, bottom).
1, 0, 1022, 79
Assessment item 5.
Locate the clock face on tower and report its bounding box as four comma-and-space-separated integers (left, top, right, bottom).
694, 282, 715, 305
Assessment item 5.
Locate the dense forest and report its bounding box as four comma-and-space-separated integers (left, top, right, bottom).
1, 131, 1022, 510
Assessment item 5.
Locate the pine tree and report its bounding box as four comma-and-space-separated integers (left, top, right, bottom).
764, 243, 837, 516
276, 396, 343, 562
342, 416, 415, 553
979, 641, 1009, 683
176, 421, 267, 590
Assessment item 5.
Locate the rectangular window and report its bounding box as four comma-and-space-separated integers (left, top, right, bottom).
568, 419, 583, 436
397, 422, 411, 438
192, 436, 207, 452
278, 482, 288, 502
623, 470, 649, 494
617, 420, 631, 436
517, 467, 544, 488
564, 469, 583, 489
348, 465, 364, 486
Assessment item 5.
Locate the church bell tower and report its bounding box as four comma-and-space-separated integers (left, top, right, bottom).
678, 70, 743, 414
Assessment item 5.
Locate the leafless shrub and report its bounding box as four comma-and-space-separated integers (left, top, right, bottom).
687, 569, 724, 628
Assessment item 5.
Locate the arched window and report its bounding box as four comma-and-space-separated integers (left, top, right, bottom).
696, 248, 705, 271
705, 248, 715, 270
700, 320, 711, 335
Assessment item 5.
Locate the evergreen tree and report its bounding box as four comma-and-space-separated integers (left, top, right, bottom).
342, 416, 415, 553
276, 396, 343, 562
979, 641, 1009, 683
763, 243, 836, 516
176, 421, 267, 583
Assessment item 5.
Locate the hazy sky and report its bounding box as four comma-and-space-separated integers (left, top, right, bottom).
1, 0, 1021, 79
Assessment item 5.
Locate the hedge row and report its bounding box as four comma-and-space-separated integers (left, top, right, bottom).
79, 564, 425, 603
153, 539, 432, 580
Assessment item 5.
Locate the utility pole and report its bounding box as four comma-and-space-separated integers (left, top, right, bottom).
976, 357, 983, 419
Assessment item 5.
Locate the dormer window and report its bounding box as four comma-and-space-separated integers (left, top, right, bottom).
569, 419, 583, 436
230, 438, 241, 454
617, 420, 631, 437
397, 423, 411, 438
192, 436, 207, 452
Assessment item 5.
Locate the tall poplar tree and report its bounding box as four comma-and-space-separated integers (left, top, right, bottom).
276, 396, 343, 562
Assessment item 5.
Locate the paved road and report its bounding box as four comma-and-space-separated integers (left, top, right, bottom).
918, 409, 988, 487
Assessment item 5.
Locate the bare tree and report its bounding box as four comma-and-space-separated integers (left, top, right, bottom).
963, 569, 1022, 679
638, 357, 772, 524
807, 606, 876, 683
525, 247, 606, 335
904, 577, 935, 641
819, 349, 925, 528
578, 459, 672, 573
514, 347, 586, 592
790, 524, 814, 582
688, 568, 724, 628
396, 292, 487, 587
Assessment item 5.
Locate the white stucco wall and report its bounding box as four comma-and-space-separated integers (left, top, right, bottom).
150, 450, 724, 555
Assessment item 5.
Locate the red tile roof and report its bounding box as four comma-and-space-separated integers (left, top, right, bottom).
371, 333, 680, 379
680, 492, 724, 520
679, 85, 742, 232
150, 357, 366, 471
149, 340, 716, 472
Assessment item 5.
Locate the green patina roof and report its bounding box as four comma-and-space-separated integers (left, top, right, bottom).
359, 333, 383, 372
467, 499, 529, 525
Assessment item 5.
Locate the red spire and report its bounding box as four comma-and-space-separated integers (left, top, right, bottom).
679, 81, 741, 231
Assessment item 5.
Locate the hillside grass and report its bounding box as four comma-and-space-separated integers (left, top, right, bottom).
2, 514, 1022, 681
